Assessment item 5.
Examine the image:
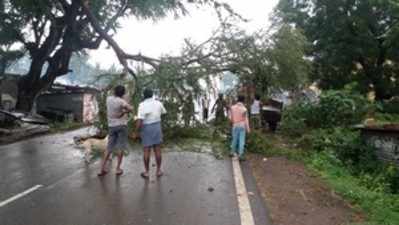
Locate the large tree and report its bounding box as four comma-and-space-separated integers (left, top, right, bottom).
275, 0, 399, 100
217, 23, 310, 96
0, 0, 219, 111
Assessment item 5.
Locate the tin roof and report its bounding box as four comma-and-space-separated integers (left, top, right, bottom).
41, 83, 100, 95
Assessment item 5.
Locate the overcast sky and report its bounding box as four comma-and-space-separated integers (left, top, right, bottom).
89, 0, 279, 69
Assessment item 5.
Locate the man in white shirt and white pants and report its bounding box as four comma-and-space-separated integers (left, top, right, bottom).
135, 89, 167, 179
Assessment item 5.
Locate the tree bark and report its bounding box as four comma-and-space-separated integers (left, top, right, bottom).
16, 76, 39, 112
15, 2, 80, 112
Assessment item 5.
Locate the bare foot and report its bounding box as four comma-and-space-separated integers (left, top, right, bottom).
97, 170, 108, 177
156, 171, 164, 178
140, 172, 149, 179
116, 169, 123, 176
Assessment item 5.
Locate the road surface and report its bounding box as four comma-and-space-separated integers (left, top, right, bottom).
0, 128, 270, 225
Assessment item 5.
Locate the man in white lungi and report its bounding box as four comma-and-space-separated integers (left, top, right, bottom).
135, 89, 167, 179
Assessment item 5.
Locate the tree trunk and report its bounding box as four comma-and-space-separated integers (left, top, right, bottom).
370, 65, 392, 101
16, 78, 39, 112
15, 92, 36, 112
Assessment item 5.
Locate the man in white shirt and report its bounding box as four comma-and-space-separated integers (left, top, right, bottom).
135, 89, 167, 179
98, 85, 133, 177
250, 94, 262, 129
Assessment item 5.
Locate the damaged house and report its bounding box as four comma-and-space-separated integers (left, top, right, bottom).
36, 84, 99, 124
1, 74, 99, 124
0, 76, 99, 143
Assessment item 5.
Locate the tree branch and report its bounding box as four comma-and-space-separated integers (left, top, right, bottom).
124, 54, 160, 69
79, 0, 137, 80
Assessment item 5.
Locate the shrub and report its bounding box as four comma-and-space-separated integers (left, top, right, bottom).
374, 113, 399, 124
306, 127, 399, 194
380, 97, 399, 114
308, 151, 399, 223
358, 165, 399, 194
280, 103, 309, 137
246, 130, 273, 155
308, 128, 378, 171
310, 90, 370, 128
163, 125, 211, 141
281, 90, 370, 137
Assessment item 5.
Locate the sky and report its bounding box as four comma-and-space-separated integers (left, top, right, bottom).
89, 0, 279, 69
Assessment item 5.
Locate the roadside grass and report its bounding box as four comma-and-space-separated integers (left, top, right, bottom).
308, 152, 399, 225
49, 121, 85, 133
249, 132, 399, 225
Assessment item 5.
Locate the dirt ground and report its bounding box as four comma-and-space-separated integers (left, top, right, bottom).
248, 155, 365, 225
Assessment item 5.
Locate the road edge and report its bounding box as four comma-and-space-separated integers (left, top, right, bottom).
232, 157, 256, 225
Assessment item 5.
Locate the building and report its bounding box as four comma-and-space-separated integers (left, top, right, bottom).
36, 84, 99, 124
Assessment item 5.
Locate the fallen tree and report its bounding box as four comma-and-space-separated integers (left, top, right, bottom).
1, 0, 234, 111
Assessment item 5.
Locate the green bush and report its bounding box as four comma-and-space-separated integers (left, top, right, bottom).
310, 90, 370, 128
358, 165, 399, 194
246, 130, 273, 155
163, 125, 211, 141
281, 90, 370, 137
380, 97, 399, 114
306, 128, 399, 194
162, 99, 181, 129
374, 113, 399, 124
308, 152, 399, 224
308, 128, 378, 172
280, 103, 309, 137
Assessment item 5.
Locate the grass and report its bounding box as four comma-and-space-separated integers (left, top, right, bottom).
307, 152, 399, 225
250, 133, 399, 225
373, 113, 399, 124
49, 121, 85, 133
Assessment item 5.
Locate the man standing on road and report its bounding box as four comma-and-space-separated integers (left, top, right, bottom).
98, 85, 133, 176
135, 89, 167, 179
229, 95, 250, 161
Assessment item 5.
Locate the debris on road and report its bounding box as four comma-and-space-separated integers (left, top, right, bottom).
0, 110, 50, 144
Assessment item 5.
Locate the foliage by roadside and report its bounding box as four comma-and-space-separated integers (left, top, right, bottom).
49, 121, 85, 133
278, 89, 399, 193
247, 131, 307, 160
248, 87, 399, 224
374, 113, 399, 124
280, 90, 370, 136
162, 125, 229, 159
308, 152, 399, 225
247, 132, 399, 225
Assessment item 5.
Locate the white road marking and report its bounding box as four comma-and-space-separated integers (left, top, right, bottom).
0, 185, 43, 208
232, 157, 256, 225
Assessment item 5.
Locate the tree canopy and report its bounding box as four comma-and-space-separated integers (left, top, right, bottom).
0, 0, 221, 111
275, 0, 399, 100
229, 24, 310, 96
1, 0, 311, 113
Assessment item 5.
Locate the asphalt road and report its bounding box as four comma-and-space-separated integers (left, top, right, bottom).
0, 128, 270, 225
